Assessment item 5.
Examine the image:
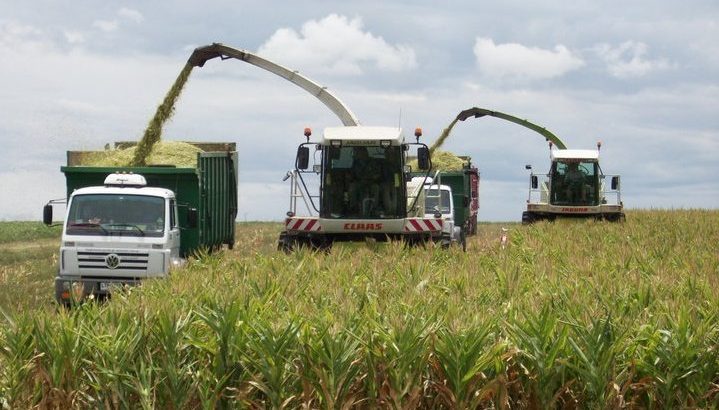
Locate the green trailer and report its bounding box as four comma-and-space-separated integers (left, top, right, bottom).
411, 157, 480, 236
434, 160, 480, 235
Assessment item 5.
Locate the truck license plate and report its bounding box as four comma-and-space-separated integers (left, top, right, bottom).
99, 282, 110, 291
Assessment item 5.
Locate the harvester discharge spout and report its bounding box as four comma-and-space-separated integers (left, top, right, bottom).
187, 43, 360, 127
456, 107, 567, 149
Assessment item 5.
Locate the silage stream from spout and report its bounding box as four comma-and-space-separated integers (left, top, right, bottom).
130, 63, 194, 166
429, 117, 459, 154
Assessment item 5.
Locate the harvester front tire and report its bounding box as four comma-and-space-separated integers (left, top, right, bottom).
522, 211, 535, 225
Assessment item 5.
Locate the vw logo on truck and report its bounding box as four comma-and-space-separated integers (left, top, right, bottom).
105, 254, 121, 269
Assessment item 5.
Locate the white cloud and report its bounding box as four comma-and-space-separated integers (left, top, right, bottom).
118, 7, 144, 24
473, 37, 585, 80
0, 21, 44, 49
595, 41, 672, 78
257, 14, 417, 75
92, 19, 118, 32
63, 30, 85, 44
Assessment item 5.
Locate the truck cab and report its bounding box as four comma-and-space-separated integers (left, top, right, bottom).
422, 180, 465, 249
45, 173, 194, 304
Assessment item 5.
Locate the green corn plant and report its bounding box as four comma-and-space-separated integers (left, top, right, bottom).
364, 314, 435, 410
243, 320, 301, 409
128, 353, 157, 410
0, 309, 37, 408
192, 300, 248, 409
151, 309, 198, 409
81, 309, 148, 409
565, 312, 627, 407
428, 325, 498, 409
505, 305, 572, 408
31, 306, 93, 409
298, 324, 364, 409
629, 307, 717, 407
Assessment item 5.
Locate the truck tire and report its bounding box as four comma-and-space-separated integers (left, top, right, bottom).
460, 228, 467, 252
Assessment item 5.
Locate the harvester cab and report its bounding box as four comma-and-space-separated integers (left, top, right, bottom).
278, 126, 455, 251
523, 142, 624, 223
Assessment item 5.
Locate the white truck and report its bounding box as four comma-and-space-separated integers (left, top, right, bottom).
43, 142, 238, 304
421, 178, 466, 250
45, 174, 185, 303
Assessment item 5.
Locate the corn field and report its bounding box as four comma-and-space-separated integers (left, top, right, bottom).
1, 210, 718, 408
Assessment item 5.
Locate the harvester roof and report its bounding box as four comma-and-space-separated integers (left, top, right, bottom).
551, 149, 600, 161
321, 126, 404, 146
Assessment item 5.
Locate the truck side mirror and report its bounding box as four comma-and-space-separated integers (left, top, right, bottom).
43, 204, 53, 225
611, 176, 620, 190
296, 146, 310, 170
525, 164, 532, 170
531, 175, 538, 189
417, 147, 430, 170
187, 208, 198, 228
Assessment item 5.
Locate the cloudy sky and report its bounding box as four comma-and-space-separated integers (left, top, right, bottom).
1, 0, 717, 221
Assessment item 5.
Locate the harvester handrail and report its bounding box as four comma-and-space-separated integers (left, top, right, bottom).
188, 43, 360, 127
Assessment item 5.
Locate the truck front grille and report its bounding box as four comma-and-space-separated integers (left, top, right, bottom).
77, 251, 149, 271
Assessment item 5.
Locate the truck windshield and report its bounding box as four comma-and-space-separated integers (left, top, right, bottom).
66, 194, 166, 237
550, 160, 599, 206
425, 189, 451, 214
321, 145, 405, 219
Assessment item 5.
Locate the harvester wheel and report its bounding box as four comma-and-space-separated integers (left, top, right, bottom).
522, 211, 535, 225
605, 213, 626, 223
277, 232, 294, 253
309, 237, 333, 252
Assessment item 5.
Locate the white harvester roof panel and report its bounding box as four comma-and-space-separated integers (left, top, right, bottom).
552, 149, 600, 161
321, 126, 404, 146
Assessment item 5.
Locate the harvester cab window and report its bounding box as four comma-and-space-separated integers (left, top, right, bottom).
550, 160, 599, 206
322, 145, 404, 219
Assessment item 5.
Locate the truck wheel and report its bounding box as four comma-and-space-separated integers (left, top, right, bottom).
439, 233, 452, 249
460, 228, 467, 252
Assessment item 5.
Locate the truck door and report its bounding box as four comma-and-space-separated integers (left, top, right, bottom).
169, 199, 180, 259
